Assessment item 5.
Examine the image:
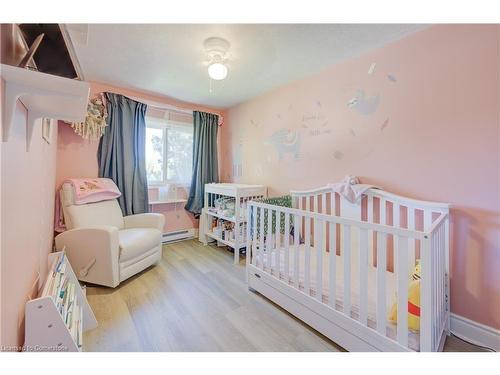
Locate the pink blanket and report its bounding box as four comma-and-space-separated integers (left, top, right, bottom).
328, 175, 378, 204
54, 178, 121, 232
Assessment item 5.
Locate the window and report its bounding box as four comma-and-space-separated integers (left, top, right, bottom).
145, 116, 193, 185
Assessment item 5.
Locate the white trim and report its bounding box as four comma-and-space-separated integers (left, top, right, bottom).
450, 313, 500, 351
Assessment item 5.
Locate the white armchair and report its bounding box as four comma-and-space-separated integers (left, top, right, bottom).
55, 182, 164, 287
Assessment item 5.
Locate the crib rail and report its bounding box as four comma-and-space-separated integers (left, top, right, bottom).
246, 200, 449, 352
291, 186, 449, 225
421, 213, 450, 351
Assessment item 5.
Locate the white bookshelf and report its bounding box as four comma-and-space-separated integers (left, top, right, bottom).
24, 250, 97, 352
202, 183, 267, 264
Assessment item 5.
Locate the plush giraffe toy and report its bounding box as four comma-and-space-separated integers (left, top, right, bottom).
388, 260, 421, 332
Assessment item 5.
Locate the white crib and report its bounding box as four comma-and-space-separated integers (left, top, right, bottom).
245, 186, 450, 352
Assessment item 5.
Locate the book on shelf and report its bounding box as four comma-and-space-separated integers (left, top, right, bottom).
63, 283, 76, 325
56, 275, 69, 310
40, 252, 83, 345
45, 254, 65, 297
69, 302, 82, 348
78, 305, 83, 348
25, 249, 96, 352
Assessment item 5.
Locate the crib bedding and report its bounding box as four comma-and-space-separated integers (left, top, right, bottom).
255, 244, 420, 351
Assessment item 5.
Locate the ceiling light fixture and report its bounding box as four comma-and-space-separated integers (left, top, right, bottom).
208, 62, 228, 80
204, 37, 230, 81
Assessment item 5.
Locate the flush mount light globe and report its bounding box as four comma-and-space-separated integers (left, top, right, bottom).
204, 37, 230, 81
208, 62, 228, 80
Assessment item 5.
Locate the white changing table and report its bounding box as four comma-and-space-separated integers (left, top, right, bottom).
202, 183, 267, 264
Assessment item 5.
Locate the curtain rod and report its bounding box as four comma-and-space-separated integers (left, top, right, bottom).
101, 91, 223, 123
125, 94, 221, 117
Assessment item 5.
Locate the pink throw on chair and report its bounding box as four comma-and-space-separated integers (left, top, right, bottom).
54, 178, 121, 232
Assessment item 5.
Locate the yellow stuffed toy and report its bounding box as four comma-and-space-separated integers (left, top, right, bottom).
388, 260, 421, 332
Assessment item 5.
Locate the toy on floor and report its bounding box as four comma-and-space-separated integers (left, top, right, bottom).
388, 260, 421, 332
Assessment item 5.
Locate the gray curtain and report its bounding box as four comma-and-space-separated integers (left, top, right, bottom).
97, 92, 149, 215
185, 111, 219, 216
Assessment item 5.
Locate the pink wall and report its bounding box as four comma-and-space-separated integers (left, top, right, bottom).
56, 81, 225, 233
220, 25, 500, 329
1, 90, 58, 348
148, 185, 198, 233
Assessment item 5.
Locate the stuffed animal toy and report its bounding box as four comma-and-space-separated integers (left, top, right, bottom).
388, 260, 421, 332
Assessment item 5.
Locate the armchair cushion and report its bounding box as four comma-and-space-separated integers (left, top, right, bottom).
118, 228, 162, 262
66, 200, 125, 230
123, 213, 165, 231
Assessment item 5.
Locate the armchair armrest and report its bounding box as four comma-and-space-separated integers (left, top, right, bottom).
123, 213, 165, 231
54, 225, 120, 288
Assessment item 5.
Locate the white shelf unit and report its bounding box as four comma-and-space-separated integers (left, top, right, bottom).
1, 64, 90, 150
202, 183, 267, 264
24, 251, 97, 352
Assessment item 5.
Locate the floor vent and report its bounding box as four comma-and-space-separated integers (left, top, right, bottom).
162, 229, 196, 244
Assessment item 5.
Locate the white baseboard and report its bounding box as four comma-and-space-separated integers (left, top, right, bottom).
450, 313, 499, 351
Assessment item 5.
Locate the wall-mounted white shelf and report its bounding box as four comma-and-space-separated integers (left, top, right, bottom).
1, 64, 90, 150
24, 250, 97, 352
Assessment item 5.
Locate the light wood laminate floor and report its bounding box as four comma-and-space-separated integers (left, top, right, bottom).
83, 239, 485, 352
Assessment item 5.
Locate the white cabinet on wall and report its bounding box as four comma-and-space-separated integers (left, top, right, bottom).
1, 64, 89, 151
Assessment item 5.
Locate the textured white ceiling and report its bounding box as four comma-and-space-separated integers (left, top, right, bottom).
68, 24, 427, 109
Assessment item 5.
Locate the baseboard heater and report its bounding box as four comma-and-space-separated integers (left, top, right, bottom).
162, 229, 196, 243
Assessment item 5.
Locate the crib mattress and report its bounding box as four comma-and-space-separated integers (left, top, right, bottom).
254, 245, 420, 351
